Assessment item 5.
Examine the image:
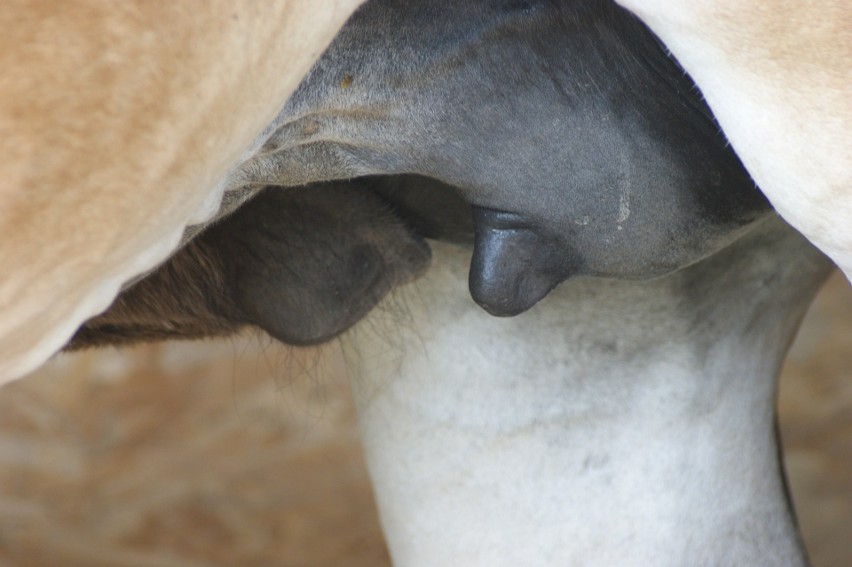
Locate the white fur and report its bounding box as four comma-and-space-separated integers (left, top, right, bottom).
344, 224, 825, 565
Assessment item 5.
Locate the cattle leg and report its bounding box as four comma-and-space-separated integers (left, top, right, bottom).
344, 216, 831, 566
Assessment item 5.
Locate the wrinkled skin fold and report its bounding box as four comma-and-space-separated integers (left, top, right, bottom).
75, 0, 772, 346
230, 0, 770, 315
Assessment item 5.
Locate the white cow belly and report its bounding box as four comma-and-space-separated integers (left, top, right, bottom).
344, 218, 829, 566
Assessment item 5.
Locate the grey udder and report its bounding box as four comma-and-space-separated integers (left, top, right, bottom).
72, 0, 773, 350
243, 0, 769, 316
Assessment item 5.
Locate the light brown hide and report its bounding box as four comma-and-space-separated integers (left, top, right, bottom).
0, 0, 364, 380
617, 0, 852, 276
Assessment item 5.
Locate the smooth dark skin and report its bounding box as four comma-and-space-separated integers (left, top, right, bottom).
230, 0, 769, 315
69, 184, 429, 349
72, 0, 770, 347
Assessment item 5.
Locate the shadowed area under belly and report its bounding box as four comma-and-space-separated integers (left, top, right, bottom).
71, 183, 430, 350
75, 0, 773, 349
224, 0, 769, 315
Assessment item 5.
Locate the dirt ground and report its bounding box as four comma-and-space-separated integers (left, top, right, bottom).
0, 274, 848, 567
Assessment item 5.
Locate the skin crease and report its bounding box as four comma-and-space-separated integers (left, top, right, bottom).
234, 0, 771, 316
5, 0, 845, 380
0, 0, 364, 382
616, 0, 852, 279
72, 0, 775, 345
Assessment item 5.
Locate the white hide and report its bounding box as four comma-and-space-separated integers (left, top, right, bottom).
616, 0, 852, 279
344, 217, 830, 566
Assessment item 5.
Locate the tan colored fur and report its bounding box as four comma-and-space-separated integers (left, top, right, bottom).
619, 1, 850, 86
618, 0, 851, 275
0, 0, 364, 380
710, 1, 848, 84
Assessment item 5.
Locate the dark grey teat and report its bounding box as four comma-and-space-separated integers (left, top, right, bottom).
469, 206, 572, 317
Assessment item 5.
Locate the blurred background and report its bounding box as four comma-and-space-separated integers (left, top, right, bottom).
0, 273, 848, 567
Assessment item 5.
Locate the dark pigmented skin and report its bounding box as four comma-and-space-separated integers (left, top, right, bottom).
69, 184, 430, 349
469, 208, 575, 316
233, 0, 770, 315
71, 0, 771, 348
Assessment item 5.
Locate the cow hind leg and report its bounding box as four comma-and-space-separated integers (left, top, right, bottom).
345, 216, 830, 566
